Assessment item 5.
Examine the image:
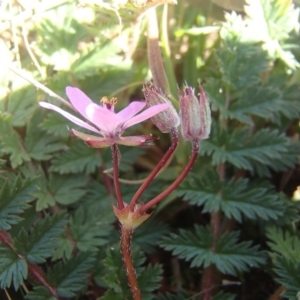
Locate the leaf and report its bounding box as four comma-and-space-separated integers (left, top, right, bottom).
0, 176, 36, 230
266, 227, 300, 261
25, 286, 57, 300
157, 290, 190, 300
33, 172, 88, 210
212, 291, 237, 300
6, 84, 37, 127
48, 252, 95, 298
273, 256, 300, 300
0, 245, 27, 289
69, 204, 113, 252
25, 112, 64, 161
161, 226, 266, 275
179, 172, 285, 222
133, 219, 169, 253
50, 141, 102, 174
14, 213, 67, 264
0, 113, 31, 168
100, 247, 162, 300
201, 126, 290, 173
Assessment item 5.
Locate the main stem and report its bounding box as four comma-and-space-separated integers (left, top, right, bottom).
140, 140, 199, 214
121, 225, 141, 300
129, 128, 179, 211
111, 144, 124, 209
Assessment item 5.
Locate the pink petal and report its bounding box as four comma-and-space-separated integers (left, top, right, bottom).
85, 103, 120, 134
122, 103, 169, 129
66, 87, 94, 120
70, 129, 103, 140
117, 101, 146, 122
39, 102, 100, 134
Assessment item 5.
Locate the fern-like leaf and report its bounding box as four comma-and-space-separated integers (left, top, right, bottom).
161, 226, 266, 275
25, 286, 57, 300
179, 172, 284, 222
48, 252, 95, 298
0, 176, 36, 230
0, 245, 27, 289
14, 213, 67, 263
50, 141, 102, 174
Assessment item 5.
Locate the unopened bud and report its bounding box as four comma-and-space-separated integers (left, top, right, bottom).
143, 85, 180, 133
179, 86, 211, 142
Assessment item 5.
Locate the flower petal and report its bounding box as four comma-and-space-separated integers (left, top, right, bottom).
85, 103, 120, 134
116, 135, 157, 146
122, 103, 169, 129
66, 86, 93, 120
39, 102, 100, 134
117, 101, 146, 123
70, 129, 113, 147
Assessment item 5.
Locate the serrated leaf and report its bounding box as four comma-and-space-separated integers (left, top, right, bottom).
0, 176, 36, 230
25, 112, 64, 161
266, 227, 300, 261
50, 141, 102, 174
40, 113, 73, 138
33, 172, 88, 210
48, 252, 95, 298
201, 127, 289, 173
7, 84, 37, 127
25, 286, 57, 300
0, 113, 31, 168
0, 245, 27, 289
161, 226, 266, 275
273, 256, 300, 300
14, 213, 67, 263
179, 173, 284, 222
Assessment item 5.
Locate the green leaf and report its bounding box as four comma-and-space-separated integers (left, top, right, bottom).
273, 256, 300, 300
161, 226, 266, 275
266, 227, 300, 262
25, 286, 57, 300
48, 252, 95, 298
157, 290, 190, 300
0, 245, 27, 289
0, 176, 36, 230
0, 113, 31, 168
69, 204, 113, 252
201, 127, 290, 173
179, 173, 284, 222
25, 112, 64, 161
33, 172, 88, 210
6, 84, 37, 127
133, 219, 169, 254
50, 141, 102, 174
14, 213, 67, 263
100, 247, 162, 300
212, 291, 236, 300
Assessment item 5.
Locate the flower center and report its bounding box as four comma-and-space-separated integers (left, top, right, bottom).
101, 96, 118, 111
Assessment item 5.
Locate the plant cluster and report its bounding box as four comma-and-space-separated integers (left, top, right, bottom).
0, 0, 300, 299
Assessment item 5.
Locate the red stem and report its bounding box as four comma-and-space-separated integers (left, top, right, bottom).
140, 140, 199, 214
111, 144, 124, 209
129, 128, 179, 211
121, 225, 141, 300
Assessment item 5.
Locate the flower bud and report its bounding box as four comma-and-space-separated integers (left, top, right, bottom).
143, 85, 180, 133
179, 86, 211, 141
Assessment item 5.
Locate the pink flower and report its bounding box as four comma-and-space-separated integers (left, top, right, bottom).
39, 87, 169, 147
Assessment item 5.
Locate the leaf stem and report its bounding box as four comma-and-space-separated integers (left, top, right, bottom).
121, 225, 141, 300
140, 140, 199, 214
111, 144, 124, 209
129, 128, 179, 211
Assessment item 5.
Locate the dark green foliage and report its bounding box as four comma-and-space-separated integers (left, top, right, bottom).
50, 141, 102, 174
48, 252, 95, 298
0, 245, 27, 289
14, 213, 67, 263
161, 226, 266, 275
99, 248, 162, 300
25, 286, 57, 300
0, 176, 37, 230
179, 172, 285, 222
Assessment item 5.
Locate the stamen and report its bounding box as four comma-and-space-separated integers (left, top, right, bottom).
101, 96, 118, 110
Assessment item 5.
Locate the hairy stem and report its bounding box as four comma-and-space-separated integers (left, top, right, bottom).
129, 128, 179, 211
111, 144, 124, 209
140, 140, 199, 214
121, 225, 141, 300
